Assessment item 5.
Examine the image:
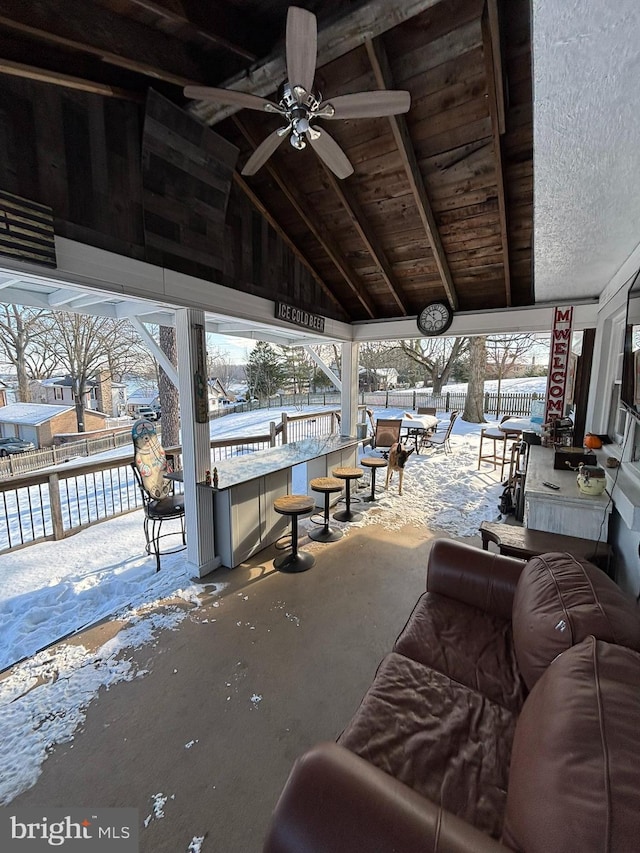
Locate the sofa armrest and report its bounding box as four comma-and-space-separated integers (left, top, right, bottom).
427, 539, 525, 620
263, 742, 508, 853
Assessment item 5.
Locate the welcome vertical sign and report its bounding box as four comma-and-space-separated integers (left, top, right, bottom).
544, 306, 574, 422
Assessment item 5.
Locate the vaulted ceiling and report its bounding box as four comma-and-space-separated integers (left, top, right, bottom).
0, 0, 533, 324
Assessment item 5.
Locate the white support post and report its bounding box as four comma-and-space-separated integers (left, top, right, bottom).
340, 342, 359, 437
175, 308, 220, 577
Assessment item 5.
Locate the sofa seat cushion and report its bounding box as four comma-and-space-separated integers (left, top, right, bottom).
503, 636, 640, 853
393, 592, 526, 712
337, 652, 517, 840
512, 551, 640, 690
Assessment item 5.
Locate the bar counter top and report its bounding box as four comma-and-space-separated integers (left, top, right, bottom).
199, 435, 361, 491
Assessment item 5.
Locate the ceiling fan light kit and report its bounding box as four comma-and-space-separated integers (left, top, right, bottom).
184, 6, 411, 179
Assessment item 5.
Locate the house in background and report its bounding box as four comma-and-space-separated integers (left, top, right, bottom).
208, 377, 229, 409
0, 403, 107, 448
126, 386, 160, 416
358, 368, 398, 392
33, 372, 127, 417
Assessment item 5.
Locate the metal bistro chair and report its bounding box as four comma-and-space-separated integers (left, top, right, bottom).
131, 418, 186, 572
423, 411, 459, 454
371, 417, 403, 459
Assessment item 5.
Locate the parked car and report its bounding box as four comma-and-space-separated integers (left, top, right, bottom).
134, 406, 161, 421
0, 437, 36, 456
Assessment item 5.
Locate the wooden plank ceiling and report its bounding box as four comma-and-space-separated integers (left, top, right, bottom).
0, 0, 533, 324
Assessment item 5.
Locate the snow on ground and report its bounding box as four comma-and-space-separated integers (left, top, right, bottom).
0, 378, 545, 807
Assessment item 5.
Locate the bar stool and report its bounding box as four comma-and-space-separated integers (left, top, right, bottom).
478, 417, 519, 482
273, 494, 316, 573
332, 467, 364, 522
360, 457, 388, 502
308, 477, 344, 542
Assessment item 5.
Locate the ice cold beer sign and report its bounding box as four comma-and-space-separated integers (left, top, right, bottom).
544, 306, 574, 422
275, 301, 325, 333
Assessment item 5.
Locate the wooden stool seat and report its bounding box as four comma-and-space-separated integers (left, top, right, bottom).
274, 495, 316, 515
332, 467, 364, 522
332, 467, 364, 480
273, 494, 316, 572
309, 477, 344, 493
360, 457, 388, 502
308, 477, 344, 543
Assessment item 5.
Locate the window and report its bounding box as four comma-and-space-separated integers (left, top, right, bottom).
53, 387, 63, 401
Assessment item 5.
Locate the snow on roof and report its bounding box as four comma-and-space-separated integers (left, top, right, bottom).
0, 402, 75, 425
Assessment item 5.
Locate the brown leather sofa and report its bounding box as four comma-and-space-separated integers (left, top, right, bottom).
263, 539, 640, 853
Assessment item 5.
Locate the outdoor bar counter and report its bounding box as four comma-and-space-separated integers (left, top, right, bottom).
199, 435, 360, 568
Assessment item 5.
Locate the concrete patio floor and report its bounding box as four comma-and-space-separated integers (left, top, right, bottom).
10, 521, 482, 852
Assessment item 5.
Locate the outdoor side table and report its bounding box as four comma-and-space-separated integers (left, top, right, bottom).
360, 457, 387, 502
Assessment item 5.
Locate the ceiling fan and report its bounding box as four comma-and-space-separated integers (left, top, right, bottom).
184, 6, 411, 179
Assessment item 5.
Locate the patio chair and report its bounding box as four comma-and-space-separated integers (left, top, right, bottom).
131, 418, 186, 572
423, 410, 458, 454
371, 417, 403, 459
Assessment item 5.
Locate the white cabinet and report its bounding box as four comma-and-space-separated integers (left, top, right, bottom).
524, 446, 612, 541
214, 469, 290, 568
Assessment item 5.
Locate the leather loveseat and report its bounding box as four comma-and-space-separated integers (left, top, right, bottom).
263, 538, 640, 853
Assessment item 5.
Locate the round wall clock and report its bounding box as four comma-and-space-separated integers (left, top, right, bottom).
417, 301, 454, 336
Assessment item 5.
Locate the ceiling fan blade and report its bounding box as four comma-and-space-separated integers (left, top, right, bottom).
320, 90, 411, 120
241, 128, 289, 176
183, 86, 277, 112
307, 128, 354, 180
286, 6, 317, 96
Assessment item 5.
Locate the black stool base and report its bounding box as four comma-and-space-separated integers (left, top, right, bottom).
308, 526, 343, 543
333, 509, 363, 523
274, 550, 315, 573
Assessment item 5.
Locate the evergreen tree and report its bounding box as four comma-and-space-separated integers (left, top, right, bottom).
245, 341, 285, 399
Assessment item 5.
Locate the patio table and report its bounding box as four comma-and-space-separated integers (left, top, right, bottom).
401, 415, 438, 454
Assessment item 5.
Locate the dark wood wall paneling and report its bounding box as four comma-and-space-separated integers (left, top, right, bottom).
0, 77, 146, 257
0, 77, 343, 321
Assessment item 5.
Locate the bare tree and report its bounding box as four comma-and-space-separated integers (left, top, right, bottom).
47, 313, 142, 431
0, 304, 48, 401
462, 336, 487, 423
398, 337, 468, 393
485, 334, 537, 403
207, 345, 234, 391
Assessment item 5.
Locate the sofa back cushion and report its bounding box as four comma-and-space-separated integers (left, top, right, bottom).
512, 551, 640, 690
503, 636, 640, 852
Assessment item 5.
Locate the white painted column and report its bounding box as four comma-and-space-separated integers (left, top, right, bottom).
340, 341, 359, 437
175, 308, 220, 577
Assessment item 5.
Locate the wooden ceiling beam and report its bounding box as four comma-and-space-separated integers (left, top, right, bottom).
233, 118, 377, 320
192, 0, 448, 125
0, 57, 143, 101
482, 9, 511, 307
126, 0, 258, 63
0, 0, 205, 89
317, 162, 408, 315
232, 172, 348, 319
365, 38, 459, 312
486, 0, 506, 135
